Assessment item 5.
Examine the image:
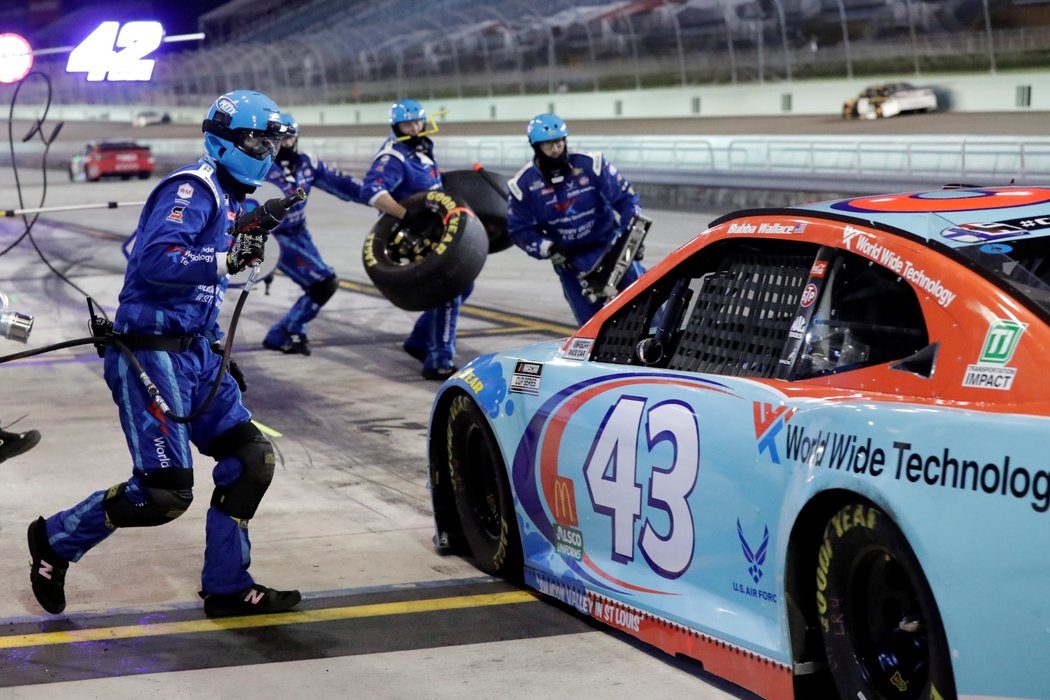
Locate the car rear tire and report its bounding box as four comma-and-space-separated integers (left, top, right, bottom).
816, 503, 956, 700
447, 394, 522, 579
362, 190, 487, 311
442, 169, 513, 253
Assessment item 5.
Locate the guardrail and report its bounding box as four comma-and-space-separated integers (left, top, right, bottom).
15, 135, 1050, 194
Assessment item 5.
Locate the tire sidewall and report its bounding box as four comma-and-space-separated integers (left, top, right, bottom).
815, 503, 956, 700
362, 190, 487, 311
446, 394, 522, 578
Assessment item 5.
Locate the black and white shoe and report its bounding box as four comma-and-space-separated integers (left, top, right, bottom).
201, 583, 302, 618
0, 426, 40, 463
27, 516, 68, 615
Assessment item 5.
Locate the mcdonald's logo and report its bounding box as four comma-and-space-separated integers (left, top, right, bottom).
552, 476, 578, 527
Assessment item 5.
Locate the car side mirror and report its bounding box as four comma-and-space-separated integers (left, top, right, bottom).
889, 342, 938, 378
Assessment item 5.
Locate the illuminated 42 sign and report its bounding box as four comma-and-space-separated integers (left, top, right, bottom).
66, 21, 166, 81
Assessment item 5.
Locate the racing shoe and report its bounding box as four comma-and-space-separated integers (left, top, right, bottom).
0, 426, 40, 463
262, 328, 311, 356
201, 583, 302, 618
422, 365, 458, 381
27, 517, 68, 614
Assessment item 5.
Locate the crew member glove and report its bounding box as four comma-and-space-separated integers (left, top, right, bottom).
539, 239, 568, 269
399, 205, 434, 235
226, 230, 267, 275
211, 341, 247, 393
228, 358, 247, 394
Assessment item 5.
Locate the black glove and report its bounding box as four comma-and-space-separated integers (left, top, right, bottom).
211, 341, 247, 393
399, 205, 434, 235
228, 357, 247, 393
542, 240, 568, 270
226, 230, 266, 274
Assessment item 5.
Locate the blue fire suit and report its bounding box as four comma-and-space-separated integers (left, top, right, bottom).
41, 156, 268, 595
363, 136, 471, 372
261, 152, 368, 348
507, 150, 643, 325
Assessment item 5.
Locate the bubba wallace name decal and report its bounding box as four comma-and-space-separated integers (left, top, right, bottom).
781, 425, 1050, 513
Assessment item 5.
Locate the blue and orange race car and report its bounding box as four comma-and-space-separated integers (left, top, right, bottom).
428, 187, 1050, 700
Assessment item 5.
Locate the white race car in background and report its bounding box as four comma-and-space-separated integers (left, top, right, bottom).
842, 82, 938, 119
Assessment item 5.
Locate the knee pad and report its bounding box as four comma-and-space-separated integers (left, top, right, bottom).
207, 421, 275, 520
105, 469, 194, 528
307, 275, 338, 306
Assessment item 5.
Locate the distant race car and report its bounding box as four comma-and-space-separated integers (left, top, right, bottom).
842, 82, 938, 119
428, 187, 1050, 699
131, 110, 171, 128
69, 141, 156, 182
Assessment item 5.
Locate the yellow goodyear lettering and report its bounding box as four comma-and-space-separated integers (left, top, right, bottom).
363, 232, 377, 268
446, 397, 468, 479
458, 368, 484, 393
815, 537, 831, 615
428, 191, 455, 210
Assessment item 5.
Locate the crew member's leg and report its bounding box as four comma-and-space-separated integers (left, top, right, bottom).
264, 229, 336, 356
193, 351, 299, 617
419, 282, 472, 380
28, 346, 198, 614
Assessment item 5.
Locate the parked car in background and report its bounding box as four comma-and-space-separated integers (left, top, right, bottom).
428, 186, 1050, 699
131, 110, 171, 127
69, 141, 156, 182
842, 82, 938, 119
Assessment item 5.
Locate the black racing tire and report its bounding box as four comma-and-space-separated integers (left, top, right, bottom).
137, 171, 150, 179
442, 169, 513, 254
816, 503, 956, 700
447, 393, 522, 579
362, 190, 487, 311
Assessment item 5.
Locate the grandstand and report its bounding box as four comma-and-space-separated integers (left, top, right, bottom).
5, 0, 1050, 107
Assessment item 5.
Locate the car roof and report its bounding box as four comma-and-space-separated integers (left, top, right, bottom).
752, 186, 1050, 251
95, 140, 147, 149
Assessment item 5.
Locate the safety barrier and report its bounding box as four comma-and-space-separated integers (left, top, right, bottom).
18, 134, 1050, 194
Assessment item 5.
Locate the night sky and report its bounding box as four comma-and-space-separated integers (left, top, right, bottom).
10, 0, 218, 47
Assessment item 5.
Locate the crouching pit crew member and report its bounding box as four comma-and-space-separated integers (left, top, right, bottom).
27, 90, 301, 618
507, 113, 645, 326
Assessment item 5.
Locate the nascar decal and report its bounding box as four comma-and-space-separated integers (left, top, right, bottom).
832, 188, 1050, 213
511, 372, 739, 593
842, 226, 956, 307
510, 360, 543, 396
963, 318, 1026, 391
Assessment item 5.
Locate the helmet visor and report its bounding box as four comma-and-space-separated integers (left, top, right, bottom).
237, 129, 282, 159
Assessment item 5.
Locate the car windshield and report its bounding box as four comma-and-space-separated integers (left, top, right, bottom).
954, 236, 1050, 315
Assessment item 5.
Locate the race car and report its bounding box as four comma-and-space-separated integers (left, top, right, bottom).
842, 82, 938, 119
131, 110, 171, 127
428, 187, 1050, 700
69, 141, 156, 182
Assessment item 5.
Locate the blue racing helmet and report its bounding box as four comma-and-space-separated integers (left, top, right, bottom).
389, 98, 426, 126
202, 90, 284, 187
279, 112, 299, 138
527, 113, 569, 145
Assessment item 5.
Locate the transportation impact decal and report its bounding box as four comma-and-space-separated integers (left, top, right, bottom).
963, 318, 1026, 391
832, 188, 1050, 213
511, 372, 739, 594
